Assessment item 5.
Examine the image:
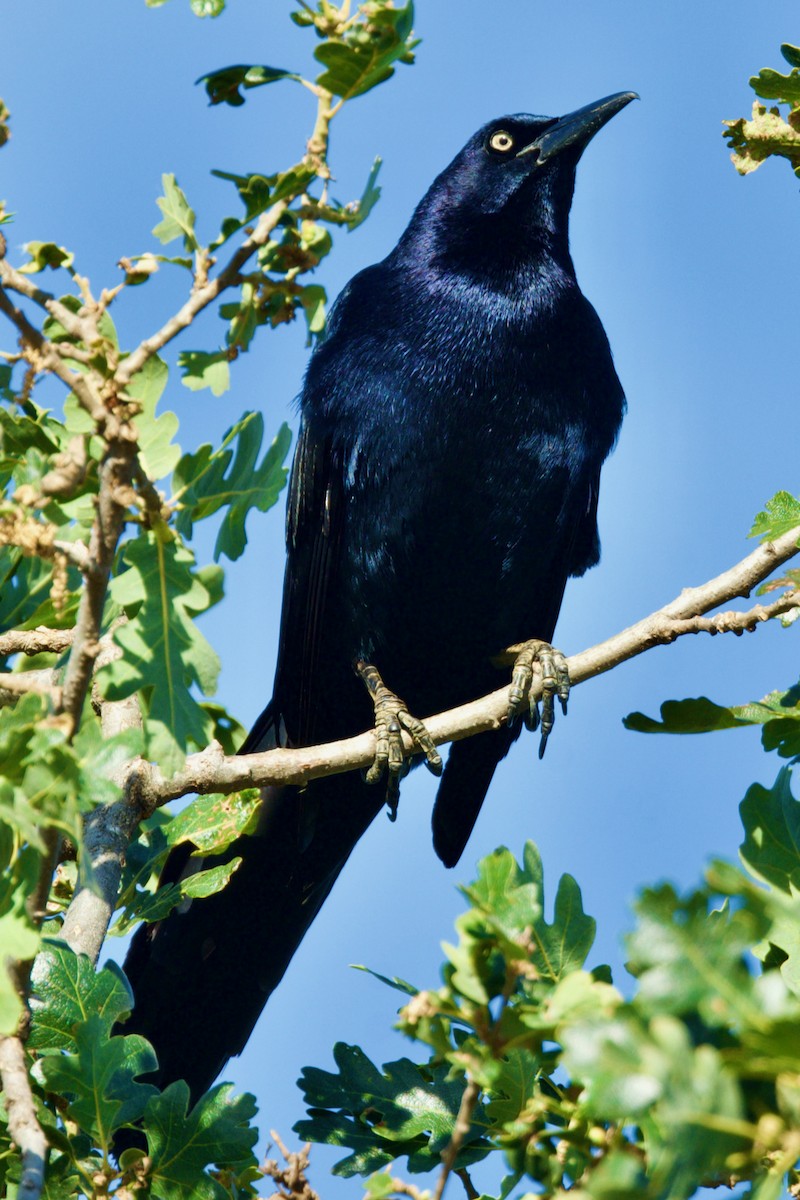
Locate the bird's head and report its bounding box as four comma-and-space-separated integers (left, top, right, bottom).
400, 92, 638, 278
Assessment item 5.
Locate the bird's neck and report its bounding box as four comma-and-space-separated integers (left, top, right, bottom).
394, 193, 576, 299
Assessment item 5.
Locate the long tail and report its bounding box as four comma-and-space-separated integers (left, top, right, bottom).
121, 768, 383, 1101
431, 727, 518, 868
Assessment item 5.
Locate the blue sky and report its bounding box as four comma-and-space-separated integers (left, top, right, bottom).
3, 1, 799, 1192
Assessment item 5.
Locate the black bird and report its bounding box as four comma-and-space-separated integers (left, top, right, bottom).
122, 92, 634, 1101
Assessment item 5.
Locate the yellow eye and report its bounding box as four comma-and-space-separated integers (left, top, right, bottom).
489, 130, 514, 153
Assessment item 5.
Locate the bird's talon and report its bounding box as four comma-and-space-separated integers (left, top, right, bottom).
524, 701, 540, 732
505, 639, 570, 751
356, 660, 440, 813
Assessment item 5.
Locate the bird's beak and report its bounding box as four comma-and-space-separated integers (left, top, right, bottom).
517, 91, 639, 164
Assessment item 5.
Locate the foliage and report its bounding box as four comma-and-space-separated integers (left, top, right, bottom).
0, 2, 416, 1196
724, 43, 800, 177
296, 811, 800, 1198
0, 13, 799, 1200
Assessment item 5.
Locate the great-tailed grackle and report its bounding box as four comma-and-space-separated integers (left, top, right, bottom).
121, 92, 635, 1101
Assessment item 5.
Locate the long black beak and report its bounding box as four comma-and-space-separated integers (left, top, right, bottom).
517, 91, 638, 163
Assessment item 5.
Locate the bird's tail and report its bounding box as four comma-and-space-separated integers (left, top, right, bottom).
120, 710, 383, 1101
431, 727, 518, 868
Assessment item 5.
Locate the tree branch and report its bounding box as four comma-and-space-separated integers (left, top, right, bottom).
114, 199, 289, 387
0, 257, 95, 345
0, 669, 61, 707
52, 525, 800, 962
0, 280, 106, 423
58, 637, 144, 965
0, 1035, 47, 1200
137, 523, 800, 806
0, 627, 75, 657
57, 444, 133, 732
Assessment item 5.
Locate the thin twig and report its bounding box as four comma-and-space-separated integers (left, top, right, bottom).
0, 283, 105, 421
58, 445, 133, 732
0, 669, 61, 706
0, 1036, 47, 1200
261, 1131, 321, 1200
115, 199, 289, 386
434, 1079, 480, 1200
454, 1169, 479, 1200
0, 258, 95, 344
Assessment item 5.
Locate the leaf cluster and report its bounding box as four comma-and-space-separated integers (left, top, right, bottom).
0, 4, 414, 1195
297, 814, 800, 1199
11, 942, 262, 1198
724, 43, 800, 177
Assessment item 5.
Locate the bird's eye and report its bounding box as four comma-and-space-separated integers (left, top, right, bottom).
488, 130, 515, 154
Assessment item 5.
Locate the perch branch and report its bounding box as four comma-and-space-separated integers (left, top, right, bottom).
53, 525, 800, 961
138, 523, 800, 806
0, 1035, 46, 1200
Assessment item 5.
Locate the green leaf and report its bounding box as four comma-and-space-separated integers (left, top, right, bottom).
29, 942, 134, 1052
534, 969, 621, 1029
624, 696, 762, 734
740, 768, 800, 893
190, 0, 224, 15
0, 698, 132, 865
351, 965, 420, 997
210, 169, 273, 225
113, 857, 241, 933
198, 64, 302, 107
103, 533, 220, 772
270, 162, 316, 203
314, 42, 393, 100
564, 1013, 746, 1193
348, 156, 382, 231
300, 283, 327, 339
165, 789, 261, 854
750, 66, 800, 105
782, 43, 800, 70
625, 882, 766, 1028
18, 241, 74, 274
37, 1016, 158, 1150
153, 174, 199, 253
144, 1081, 259, 1200
199, 701, 247, 755
172, 412, 291, 561
295, 1044, 489, 1177
483, 1047, 541, 1127
750, 491, 800, 541
464, 842, 596, 982
126, 354, 181, 479
313, 4, 417, 102
724, 104, 800, 179
0, 549, 67, 634
0, 849, 40, 1034
178, 349, 230, 397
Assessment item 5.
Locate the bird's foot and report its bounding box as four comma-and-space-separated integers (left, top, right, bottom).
355, 660, 443, 820
505, 639, 570, 758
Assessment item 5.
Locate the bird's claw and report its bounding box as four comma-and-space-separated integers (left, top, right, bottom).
356, 660, 443, 819
506, 639, 570, 757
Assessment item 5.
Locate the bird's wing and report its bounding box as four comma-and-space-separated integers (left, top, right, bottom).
271, 416, 348, 748
567, 467, 602, 579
